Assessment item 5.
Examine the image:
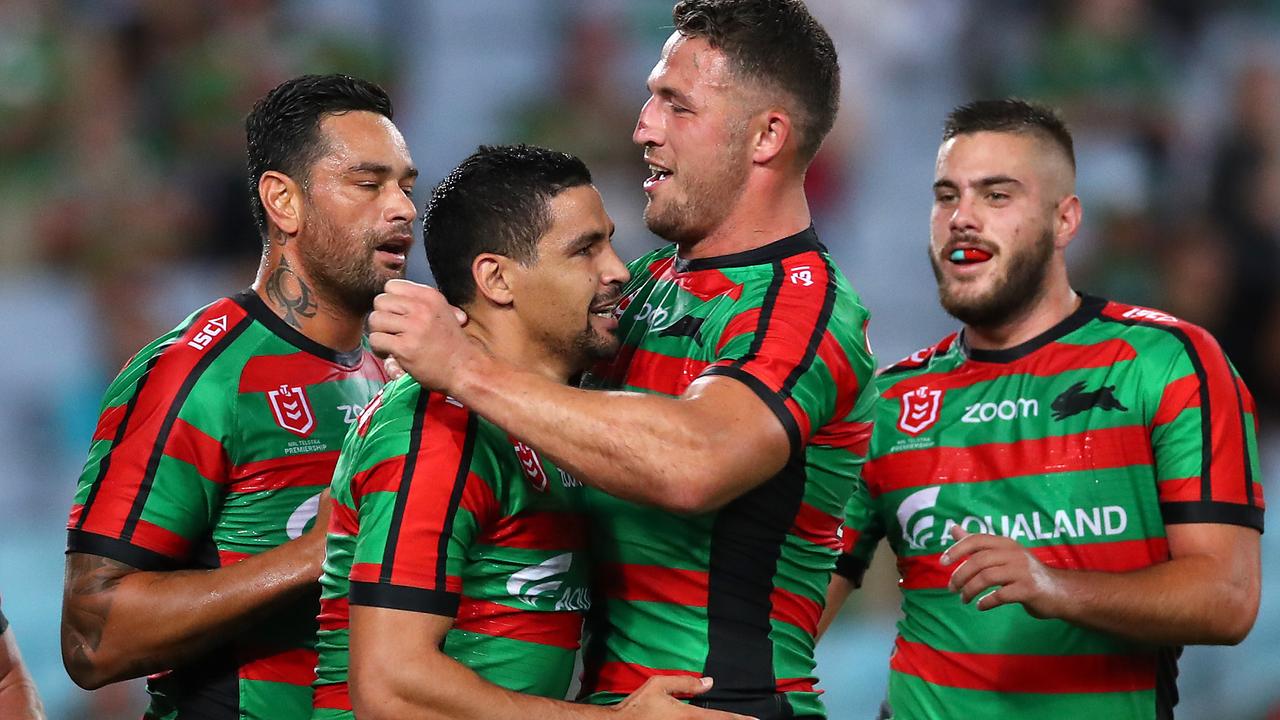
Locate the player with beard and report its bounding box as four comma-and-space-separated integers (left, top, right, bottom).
313, 144, 746, 720
820, 99, 1264, 719
61, 74, 416, 719
368, 2, 877, 718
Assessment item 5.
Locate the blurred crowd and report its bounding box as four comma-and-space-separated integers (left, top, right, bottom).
0, 0, 1277, 717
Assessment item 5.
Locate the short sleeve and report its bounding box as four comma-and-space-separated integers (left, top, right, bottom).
834, 474, 885, 586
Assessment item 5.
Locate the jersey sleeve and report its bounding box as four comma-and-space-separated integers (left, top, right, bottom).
833, 469, 886, 586
347, 393, 496, 617
1147, 324, 1265, 532
67, 308, 248, 571
701, 254, 877, 455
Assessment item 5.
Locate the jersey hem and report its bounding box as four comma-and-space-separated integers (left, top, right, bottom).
66, 529, 181, 571
348, 581, 461, 616
1161, 500, 1264, 532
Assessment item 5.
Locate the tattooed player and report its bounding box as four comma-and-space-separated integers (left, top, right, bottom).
61, 74, 416, 719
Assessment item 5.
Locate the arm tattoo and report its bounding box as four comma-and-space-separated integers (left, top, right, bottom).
62, 554, 132, 677
265, 255, 317, 330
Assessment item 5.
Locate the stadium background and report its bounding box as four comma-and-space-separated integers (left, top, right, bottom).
0, 0, 1276, 716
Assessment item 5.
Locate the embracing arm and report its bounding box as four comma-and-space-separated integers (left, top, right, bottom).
942, 522, 1261, 645
369, 282, 790, 514
0, 622, 45, 720
60, 494, 330, 689
349, 606, 749, 720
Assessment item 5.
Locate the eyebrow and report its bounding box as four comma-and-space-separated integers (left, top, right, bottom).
346, 162, 420, 179
932, 175, 1022, 191
566, 227, 612, 252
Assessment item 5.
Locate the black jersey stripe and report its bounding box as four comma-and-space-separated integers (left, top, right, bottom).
695, 455, 806, 718
379, 390, 432, 583
120, 317, 252, 543
77, 351, 165, 531
435, 412, 479, 590
778, 254, 837, 401
1160, 500, 1264, 531
1228, 369, 1257, 507
349, 581, 461, 617
729, 260, 785, 372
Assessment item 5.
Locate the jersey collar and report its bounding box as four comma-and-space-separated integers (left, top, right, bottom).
233, 289, 365, 368
674, 226, 824, 273
958, 293, 1107, 364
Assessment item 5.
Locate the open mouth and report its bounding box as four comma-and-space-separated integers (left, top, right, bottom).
589, 295, 622, 319
643, 161, 672, 191
374, 235, 412, 266
947, 246, 993, 265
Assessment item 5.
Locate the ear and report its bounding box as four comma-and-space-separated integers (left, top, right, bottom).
472, 253, 516, 307
260, 170, 303, 240
1054, 195, 1083, 250
750, 108, 792, 165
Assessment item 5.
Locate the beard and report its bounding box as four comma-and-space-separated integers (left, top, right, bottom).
931, 226, 1055, 329
644, 134, 750, 244
299, 211, 408, 316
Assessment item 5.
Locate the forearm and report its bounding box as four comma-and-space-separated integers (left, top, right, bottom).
0, 631, 45, 720
454, 356, 759, 512
816, 574, 855, 641
1048, 554, 1256, 645
62, 534, 322, 688
355, 652, 606, 720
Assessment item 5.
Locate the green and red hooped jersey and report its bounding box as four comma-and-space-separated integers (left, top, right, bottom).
311, 377, 590, 719
578, 228, 878, 720
836, 295, 1265, 720
67, 290, 387, 720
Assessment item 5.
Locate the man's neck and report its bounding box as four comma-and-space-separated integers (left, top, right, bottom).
462, 310, 573, 385
252, 253, 365, 353
964, 284, 1081, 351
678, 174, 811, 260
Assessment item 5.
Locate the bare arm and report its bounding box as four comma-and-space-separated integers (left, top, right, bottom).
942, 522, 1261, 645
350, 605, 753, 720
369, 282, 790, 513
816, 574, 856, 642
0, 624, 45, 720
61, 493, 331, 689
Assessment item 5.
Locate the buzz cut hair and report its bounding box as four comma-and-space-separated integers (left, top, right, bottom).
943, 98, 1076, 171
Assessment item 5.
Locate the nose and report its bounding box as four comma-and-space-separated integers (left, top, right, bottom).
633, 96, 660, 148
387, 185, 416, 225
600, 241, 631, 287
949, 192, 980, 235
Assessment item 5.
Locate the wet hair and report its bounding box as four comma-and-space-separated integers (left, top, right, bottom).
424, 144, 593, 306
245, 74, 394, 242
672, 0, 839, 162
943, 98, 1076, 171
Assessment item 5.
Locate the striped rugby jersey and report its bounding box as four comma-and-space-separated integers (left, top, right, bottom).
837, 294, 1265, 720
68, 290, 387, 719
578, 227, 878, 720
312, 377, 590, 718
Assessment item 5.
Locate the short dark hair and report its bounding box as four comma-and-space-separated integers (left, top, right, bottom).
245, 74, 394, 242
943, 98, 1076, 171
672, 0, 839, 162
424, 145, 593, 306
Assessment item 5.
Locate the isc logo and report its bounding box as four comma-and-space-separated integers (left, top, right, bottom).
187, 315, 228, 350
1122, 307, 1177, 323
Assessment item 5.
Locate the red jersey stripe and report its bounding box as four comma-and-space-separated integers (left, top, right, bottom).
717, 308, 762, 354
810, 419, 873, 453
91, 404, 126, 443
592, 662, 701, 695
227, 457, 338, 494
217, 549, 251, 566
313, 682, 352, 710
622, 349, 710, 397
790, 502, 842, 550
238, 352, 384, 393
865, 425, 1154, 498
769, 586, 821, 635
730, 252, 831, 395
890, 637, 1156, 694
484, 511, 585, 550
319, 595, 350, 632
238, 648, 317, 686
164, 418, 229, 482
454, 598, 582, 649
899, 537, 1170, 590
1152, 375, 1200, 426
598, 563, 709, 607
460, 471, 499, 528
129, 518, 192, 559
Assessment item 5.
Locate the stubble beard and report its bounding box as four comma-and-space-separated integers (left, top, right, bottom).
932, 226, 1055, 329
300, 212, 405, 317
643, 134, 750, 245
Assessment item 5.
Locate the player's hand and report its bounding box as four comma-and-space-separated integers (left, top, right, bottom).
940, 526, 1065, 618
368, 280, 477, 392
612, 676, 757, 720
